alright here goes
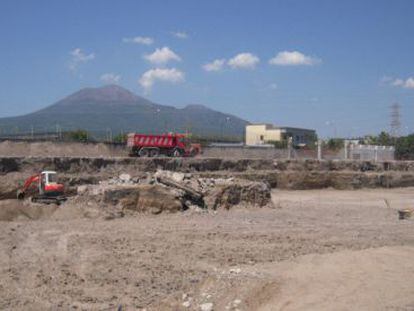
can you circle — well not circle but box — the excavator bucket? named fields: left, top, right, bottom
left=16, top=190, right=25, bottom=200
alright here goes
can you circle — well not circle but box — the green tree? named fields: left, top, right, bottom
left=374, top=131, right=394, bottom=146
left=324, top=138, right=344, bottom=150
left=113, top=133, right=127, bottom=143
left=395, top=134, right=414, bottom=160
left=66, top=129, right=88, bottom=142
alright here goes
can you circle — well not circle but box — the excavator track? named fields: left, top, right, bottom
left=31, top=195, right=67, bottom=205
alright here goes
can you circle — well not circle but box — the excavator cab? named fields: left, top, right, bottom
left=39, top=171, right=64, bottom=197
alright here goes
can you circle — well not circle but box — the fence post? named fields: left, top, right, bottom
left=317, top=139, right=322, bottom=160
left=349, top=143, right=354, bottom=160
left=287, top=137, right=293, bottom=160
left=344, top=140, right=348, bottom=160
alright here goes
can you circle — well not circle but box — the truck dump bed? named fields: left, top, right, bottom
left=127, top=133, right=183, bottom=148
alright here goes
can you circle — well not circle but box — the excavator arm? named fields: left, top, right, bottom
left=17, top=174, right=39, bottom=199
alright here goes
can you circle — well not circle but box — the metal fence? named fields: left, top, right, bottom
left=203, top=143, right=395, bottom=162
left=349, top=144, right=395, bottom=162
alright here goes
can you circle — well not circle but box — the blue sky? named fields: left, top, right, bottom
left=1, top=0, right=413, bottom=137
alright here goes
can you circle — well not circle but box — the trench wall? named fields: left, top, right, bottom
left=1, top=157, right=414, bottom=200
left=2, top=156, right=413, bottom=175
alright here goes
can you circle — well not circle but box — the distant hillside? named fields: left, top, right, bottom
left=0, top=85, right=249, bottom=138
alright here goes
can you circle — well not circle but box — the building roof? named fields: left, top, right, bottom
left=246, top=123, right=278, bottom=129
left=278, top=126, right=316, bottom=132
left=247, top=124, right=315, bottom=132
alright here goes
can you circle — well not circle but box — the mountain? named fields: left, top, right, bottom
left=0, top=85, right=249, bottom=138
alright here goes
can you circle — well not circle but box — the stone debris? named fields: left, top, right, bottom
left=154, top=170, right=186, bottom=183
left=225, top=299, right=242, bottom=310
left=118, top=173, right=131, bottom=183
left=233, top=299, right=241, bottom=306
left=75, top=170, right=272, bottom=215
left=229, top=268, right=241, bottom=274
left=200, top=302, right=214, bottom=311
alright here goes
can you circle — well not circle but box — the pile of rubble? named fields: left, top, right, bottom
left=76, top=170, right=272, bottom=214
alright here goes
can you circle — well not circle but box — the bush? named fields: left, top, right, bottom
left=365, top=131, right=394, bottom=146
left=65, top=129, right=88, bottom=142
left=395, top=134, right=414, bottom=160
left=324, top=138, right=344, bottom=150
left=113, top=133, right=127, bottom=143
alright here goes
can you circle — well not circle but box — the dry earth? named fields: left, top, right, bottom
left=0, top=188, right=413, bottom=310
left=0, top=141, right=127, bottom=157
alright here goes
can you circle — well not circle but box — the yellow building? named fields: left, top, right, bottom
left=245, top=124, right=282, bottom=145
left=245, top=124, right=316, bottom=146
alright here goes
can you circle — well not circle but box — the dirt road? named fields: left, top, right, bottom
left=0, top=188, right=413, bottom=310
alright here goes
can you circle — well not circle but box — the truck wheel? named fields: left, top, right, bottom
left=149, top=148, right=159, bottom=157
left=138, top=148, right=149, bottom=157
left=172, top=148, right=183, bottom=157
left=129, top=147, right=139, bottom=157
left=189, top=148, right=199, bottom=157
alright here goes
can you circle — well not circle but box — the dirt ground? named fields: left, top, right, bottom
left=0, top=188, right=413, bottom=310
left=0, top=141, right=126, bottom=157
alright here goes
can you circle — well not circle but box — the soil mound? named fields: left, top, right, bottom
left=0, top=199, right=103, bottom=221
left=0, top=200, right=58, bottom=221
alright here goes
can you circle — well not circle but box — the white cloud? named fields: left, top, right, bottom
left=138, top=68, right=185, bottom=93
left=100, top=73, right=121, bottom=84
left=269, top=83, right=278, bottom=90
left=269, top=51, right=320, bottom=66
left=123, top=36, right=154, bottom=45
left=388, top=77, right=414, bottom=89
left=380, top=76, right=393, bottom=83
left=405, top=77, right=414, bottom=89
left=144, top=47, right=181, bottom=65
left=69, top=48, right=95, bottom=71
left=203, top=59, right=226, bottom=72
left=71, top=48, right=95, bottom=62
left=227, top=53, right=260, bottom=69
left=392, top=78, right=404, bottom=86
left=172, top=31, right=188, bottom=39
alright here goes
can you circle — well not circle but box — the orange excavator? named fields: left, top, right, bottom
left=17, top=171, right=67, bottom=204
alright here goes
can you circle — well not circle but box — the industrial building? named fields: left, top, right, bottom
left=245, top=124, right=316, bottom=146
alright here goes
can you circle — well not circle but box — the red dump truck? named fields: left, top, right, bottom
left=127, top=133, right=201, bottom=157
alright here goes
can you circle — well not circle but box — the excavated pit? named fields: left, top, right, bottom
left=1, top=157, right=414, bottom=220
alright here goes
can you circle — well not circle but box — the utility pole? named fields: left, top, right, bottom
left=317, top=139, right=322, bottom=160
left=287, top=137, right=293, bottom=160
left=56, top=124, right=62, bottom=140
left=344, top=140, right=348, bottom=160
left=390, top=102, right=401, bottom=138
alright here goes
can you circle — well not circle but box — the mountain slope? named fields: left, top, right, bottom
left=0, top=85, right=249, bottom=138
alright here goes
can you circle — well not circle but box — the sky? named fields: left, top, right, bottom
left=0, top=0, right=413, bottom=137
